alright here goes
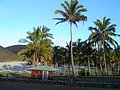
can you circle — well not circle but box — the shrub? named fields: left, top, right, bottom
left=78, top=69, right=89, bottom=76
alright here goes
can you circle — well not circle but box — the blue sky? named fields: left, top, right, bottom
left=0, top=0, right=120, bottom=47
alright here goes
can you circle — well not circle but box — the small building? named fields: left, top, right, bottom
left=28, top=65, right=59, bottom=80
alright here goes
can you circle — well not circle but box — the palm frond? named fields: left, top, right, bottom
left=64, top=1, right=69, bottom=9
left=78, top=15, right=87, bottom=21
left=53, top=18, right=66, bottom=21
left=56, top=20, right=67, bottom=25
left=61, top=3, right=69, bottom=14
left=53, top=18, right=67, bottom=25
left=106, top=36, right=118, bottom=47
left=72, top=21, right=78, bottom=28
left=88, top=27, right=98, bottom=32
left=94, top=20, right=101, bottom=28
left=107, top=24, right=116, bottom=32
left=77, top=8, right=87, bottom=13
left=54, top=10, right=67, bottom=18
left=76, top=4, right=83, bottom=10
left=69, top=0, right=78, bottom=14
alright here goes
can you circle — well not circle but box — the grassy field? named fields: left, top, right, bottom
left=0, top=81, right=119, bottom=90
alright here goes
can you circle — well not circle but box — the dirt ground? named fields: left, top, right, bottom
left=0, top=81, right=119, bottom=90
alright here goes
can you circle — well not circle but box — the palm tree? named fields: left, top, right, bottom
left=53, top=46, right=63, bottom=67
left=39, top=26, right=53, bottom=66
left=19, top=26, right=53, bottom=66
left=40, top=39, right=53, bottom=66
left=53, top=0, right=87, bottom=77
left=89, top=17, right=120, bottom=75
left=53, top=46, right=60, bottom=68
left=24, top=27, right=41, bottom=66
left=114, top=45, right=120, bottom=74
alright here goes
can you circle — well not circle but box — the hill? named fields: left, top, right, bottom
left=5, top=45, right=25, bottom=55
left=0, top=45, right=21, bottom=62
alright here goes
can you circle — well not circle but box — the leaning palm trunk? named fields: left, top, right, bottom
left=70, top=22, right=75, bottom=77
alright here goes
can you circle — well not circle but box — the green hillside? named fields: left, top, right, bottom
left=5, top=45, right=25, bottom=55
left=0, top=45, right=21, bottom=62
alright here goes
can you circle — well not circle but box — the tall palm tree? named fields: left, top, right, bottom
left=89, top=17, right=120, bottom=75
left=53, top=0, right=87, bottom=77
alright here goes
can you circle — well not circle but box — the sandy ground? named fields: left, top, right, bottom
left=0, top=81, right=119, bottom=90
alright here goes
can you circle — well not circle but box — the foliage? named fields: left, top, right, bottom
left=18, top=25, right=53, bottom=66
left=88, top=17, right=120, bottom=75
left=78, top=69, right=89, bottom=76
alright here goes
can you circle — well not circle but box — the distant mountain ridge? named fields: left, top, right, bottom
left=0, top=45, right=25, bottom=62
left=5, top=45, right=25, bottom=55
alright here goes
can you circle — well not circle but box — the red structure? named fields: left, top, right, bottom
left=29, top=65, right=59, bottom=80
left=31, top=70, right=43, bottom=79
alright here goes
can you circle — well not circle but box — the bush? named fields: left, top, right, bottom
left=0, top=71, right=30, bottom=79
left=78, top=69, right=89, bottom=76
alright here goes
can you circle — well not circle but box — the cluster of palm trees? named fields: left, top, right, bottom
left=18, top=0, right=120, bottom=76
left=53, top=39, right=120, bottom=76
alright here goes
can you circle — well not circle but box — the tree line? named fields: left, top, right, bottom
left=18, top=0, right=120, bottom=76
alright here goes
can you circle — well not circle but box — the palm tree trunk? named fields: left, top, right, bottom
left=95, top=62, right=98, bottom=76
left=118, top=63, right=120, bottom=74
left=100, top=57, right=104, bottom=75
left=70, top=22, right=75, bottom=77
left=35, top=48, right=38, bottom=66
left=103, top=41, right=107, bottom=75
left=103, top=53, right=107, bottom=75
left=68, top=64, right=71, bottom=75
left=36, top=57, right=39, bottom=66
left=98, top=42, right=104, bottom=75
left=88, top=56, right=91, bottom=75
left=32, top=53, right=36, bottom=66
left=85, top=64, right=87, bottom=76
